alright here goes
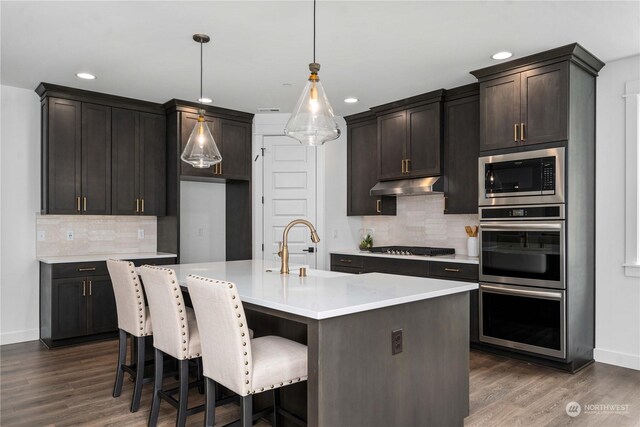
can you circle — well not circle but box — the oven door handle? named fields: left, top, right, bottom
left=480, top=222, right=563, bottom=231
left=481, top=284, right=563, bottom=300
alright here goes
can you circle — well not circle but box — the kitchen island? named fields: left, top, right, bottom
left=166, top=259, right=477, bottom=427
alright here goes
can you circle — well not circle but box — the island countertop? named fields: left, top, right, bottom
left=160, top=259, right=477, bottom=320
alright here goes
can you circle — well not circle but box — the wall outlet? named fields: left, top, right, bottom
left=137, top=229, right=145, bottom=240
left=66, top=230, right=74, bottom=241
left=392, top=329, right=403, bottom=355
left=37, top=230, right=46, bottom=241
left=332, top=229, right=338, bottom=238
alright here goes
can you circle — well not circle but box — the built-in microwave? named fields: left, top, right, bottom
left=478, top=147, right=565, bottom=206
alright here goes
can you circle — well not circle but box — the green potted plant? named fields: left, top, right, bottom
left=359, top=234, right=373, bottom=251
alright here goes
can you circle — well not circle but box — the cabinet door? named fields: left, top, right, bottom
left=46, top=98, right=82, bottom=214
left=377, top=111, right=407, bottom=180
left=180, top=113, right=221, bottom=179
left=407, top=103, right=441, bottom=177
left=521, top=62, right=568, bottom=146
left=51, top=278, right=87, bottom=339
left=479, top=74, right=520, bottom=151
left=81, top=103, right=112, bottom=214
left=348, top=119, right=378, bottom=215
left=218, top=119, right=251, bottom=180
left=444, top=96, right=479, bottom=214
left=87, top=276, right=118, bottom=335
left=111, top=108, right=139, bottom=215
left=139, top=113, right=166, bottom=215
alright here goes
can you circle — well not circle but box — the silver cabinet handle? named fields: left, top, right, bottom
left=82, top=281, right=86, bottom=297
left=481, top=284, right=562, bottom=300
left=444, top=268, right=460, bottom=273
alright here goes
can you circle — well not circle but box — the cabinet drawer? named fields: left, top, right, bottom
left=429, top=262, right=478, bottom=282
left=331, top=254, right=363, bottom=268
left=52, top=262, right=108, bottom=279
left=331, top=265, right=364, bottom=275
left=363, top=257, right=429, bottom=278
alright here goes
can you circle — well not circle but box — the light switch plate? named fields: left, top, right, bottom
left=137, top=229, right=145, bottom=239
left=66, top=230, right=74, bottom=241
left=37, top=230, right=46, bottom=241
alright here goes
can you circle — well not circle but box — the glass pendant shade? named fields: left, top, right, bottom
left=181, top=114, right=222, bottom=168
left=284, top=64, right=341, bottom=146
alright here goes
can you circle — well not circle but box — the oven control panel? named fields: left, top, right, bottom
left=480, top=204, right=564, bottom=220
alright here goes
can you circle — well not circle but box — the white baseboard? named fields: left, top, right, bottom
left=594, top=348, right=640, bottom=371
left=0, top=329, right=39, bottom=345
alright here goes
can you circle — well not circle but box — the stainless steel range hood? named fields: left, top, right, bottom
left=370, top=176, right=444, bottom=197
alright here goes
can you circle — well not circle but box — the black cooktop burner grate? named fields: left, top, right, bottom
left=368, top=246, right=455, bottom=256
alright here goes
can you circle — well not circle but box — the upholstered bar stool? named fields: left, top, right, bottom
left=107, top=259, right=153, bottom=412
left=187, top=274, right=308, bottom=427
left=139, top=265, right=205, bottom=427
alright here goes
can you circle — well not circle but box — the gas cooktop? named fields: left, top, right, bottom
left=368, top=246, right=455, bottom=257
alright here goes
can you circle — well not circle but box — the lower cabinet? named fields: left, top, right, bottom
left=40, top=257, right=176, bottom=347
left=330, top=254, right=479, bottom=343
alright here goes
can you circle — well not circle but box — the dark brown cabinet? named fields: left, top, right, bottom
left=476, top=61, right=569, bottom=151
left=373, top=90, right=444, bottom=181
left=37, top=83, right=167, bottom=216
left=444, top=85, right=480, bottom=215
left=42, top=98, right=111, bottom=214
left=346, top=112, right=396, bottom=216
left=179, top=112, right=251, bottom=181
left=40, top=257, right=176, bottom=347
left=112, top=109, right=166, bottom=215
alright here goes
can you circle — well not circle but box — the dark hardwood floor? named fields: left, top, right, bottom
left=1, top=339, right=638, bottom=426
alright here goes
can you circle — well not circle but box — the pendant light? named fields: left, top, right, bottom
left=181, top=34, right=222, bottom=168
left=284, top=0, right=340, bottom=146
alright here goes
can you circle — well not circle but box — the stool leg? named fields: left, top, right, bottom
left=177, top=359, right=189, bottom=427
left=196, top=358, right=205, bottom=394
left=130, top=336, right=145, bottom=412
left=204, top=377, right=216, bottom=427
left=112, top=329, right=127, bottom=398
left=273, top=388, right=280, bottom=427
left=241, top=395, right=253, bottom=427
left=148, top=349, right=163, bottom=427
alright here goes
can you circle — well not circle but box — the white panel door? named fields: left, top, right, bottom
left=263, top=135, right=317, bottom=268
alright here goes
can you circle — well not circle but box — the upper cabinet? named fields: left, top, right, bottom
left=345, top=112, right=396, bottom=216
left=37, top=83, right=167, bottom=216
left=166, top=101, right=253, bottom=182
left=112, top=109, right=166, bottom=215
left=471, top=43, right=605, bottom=152
left=443, top=84, right=480, bottom=215
left=372, top=90, right=444, bottom=181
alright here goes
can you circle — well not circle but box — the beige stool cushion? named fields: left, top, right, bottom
left=107, top=259, right=152, bottom=337
left=250, top=336, right=308, bottom=393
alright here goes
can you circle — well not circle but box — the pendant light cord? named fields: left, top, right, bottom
left=199, top=41, right=203, bottom=104
left=313, top=0, right=316, bottom=63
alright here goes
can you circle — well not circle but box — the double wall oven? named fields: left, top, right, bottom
left=478, top=147, right=567, bottom=359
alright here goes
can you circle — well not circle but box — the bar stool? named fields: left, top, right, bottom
left=107, top=259, right=153, bottom=412
left=139, top=265, right=205, bottom=427
left=187, top=274, right=308, bottom=427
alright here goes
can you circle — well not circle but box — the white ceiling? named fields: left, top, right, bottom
left=2, top=1, right=639, bottom=116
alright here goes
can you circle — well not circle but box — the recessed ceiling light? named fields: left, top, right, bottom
left=344, top=97, right=359, bottom=103
left=75, top=72, right=96, bottom=80
left=491, top=51, right=513, bottom=60
left=198, top=97, right=213, bottom=103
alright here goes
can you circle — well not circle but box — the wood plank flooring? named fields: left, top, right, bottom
left=1, top=339, right=639, bottom=426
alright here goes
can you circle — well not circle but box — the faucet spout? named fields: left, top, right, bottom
left=280, top=219, right=320, bottom=274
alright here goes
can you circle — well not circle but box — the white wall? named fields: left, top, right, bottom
left=595, top=54, right=640, bottom=370
left=322, top=116, right=362, bottom=265
left=179, top=180, right=226, bottom=263
left=0, top=85, right=41, bottom=344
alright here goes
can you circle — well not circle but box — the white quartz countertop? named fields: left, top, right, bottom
left=38, top=252, right=177, bottom=264
left=331, top=249, right=479, bottom=265
left=156, top=260, right=477, bottom=320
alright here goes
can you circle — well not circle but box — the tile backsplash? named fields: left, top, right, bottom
left=36, top=215, right=157, bottom=257
left=361, top=194, right=478, bottom=255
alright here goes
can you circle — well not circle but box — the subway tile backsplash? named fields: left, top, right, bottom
left=361, top=195, right=478, bottom=255
left=36, top=215, right=157, bottom=257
